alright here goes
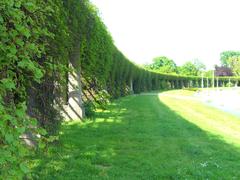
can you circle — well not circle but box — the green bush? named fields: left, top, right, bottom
left=83, top=101, right=96, bottom=117
left=226, top=82, right=234, bottom=87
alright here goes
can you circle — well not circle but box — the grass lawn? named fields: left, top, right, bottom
left=31, top=90, right=240, bottom=179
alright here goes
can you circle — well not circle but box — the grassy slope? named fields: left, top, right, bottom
left=32, top=90, right=240, bottom=179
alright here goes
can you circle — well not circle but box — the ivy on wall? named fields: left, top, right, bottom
left=1, top=0, right=240, bottom=178
left=0, top=0, right=56, bottom=178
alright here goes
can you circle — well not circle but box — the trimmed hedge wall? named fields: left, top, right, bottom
left=1, top=0, right=240, bottom=178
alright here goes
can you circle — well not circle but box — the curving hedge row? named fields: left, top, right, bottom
left=1, top=0, right=240, bottom=178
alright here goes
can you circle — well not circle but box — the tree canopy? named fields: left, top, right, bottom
left=220, top=51, right=240, bottom=67
left=228, top=56, right=240, bottom=76
left=178, top=61, right=198, bottom=76
left=178, top=59, right=206, bottom=76
left=220, top=51, right=240, bottom=76
left=145, top=56, right=178, bottom=74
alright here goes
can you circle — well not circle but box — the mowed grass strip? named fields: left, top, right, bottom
left=32, top=90, right=240, bottom=179
left=159, top=90, right=240, bottom=146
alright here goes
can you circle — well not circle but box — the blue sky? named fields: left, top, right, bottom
left=91, top=0, right=240, bottom=69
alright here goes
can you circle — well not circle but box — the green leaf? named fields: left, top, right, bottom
left=15, top=24, right=31, bottom=38
left=9, top=118, right=17, bottom=126
left=17, top=127, right=26, bottom=134
left=18, top=59, right=43, bottom=82
left=23, top=29, right=31, bottom=38
left=30, top=118, right=38, bottom=126
left=2, top=114, right=13, bottom=121
left=20, top=163, right=29, bottom=174
left=16, top=39, right=24, bottom=47
left=47, top=136, right=59, bottom=143
left=7, top=0, right=14, bottom=7
left=18, top=59, right=35, bottom=70
left=5, top=134, right=14, bottom=143
left=0, top=78, right=16, bottom=90
left=39, top=128, right=47, bottom=136
left=14, top=1, right=22, bottom=8
left=24, top=2, right=37, bottom=13
left=16, top=109, right=25, bottom=118
left=0, top=156, right=6, bottom=165
left=38, top=142, right=46, bottom=149
left=34, top=68, right=44, bottom=82
left=27, top=43, right=37, bottom=51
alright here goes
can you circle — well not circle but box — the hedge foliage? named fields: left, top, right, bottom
left=1, top=0, right=240, bottom=178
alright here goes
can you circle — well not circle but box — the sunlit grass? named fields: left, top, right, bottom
left=159, top=90, right=240, bottom=146
left=31, top=90, right=240, bottom=179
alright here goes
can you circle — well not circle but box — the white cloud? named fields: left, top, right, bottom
left=91, top=0, right=240, bottom=69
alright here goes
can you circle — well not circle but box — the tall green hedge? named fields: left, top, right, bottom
left=1, top=0, right=240, bottom=178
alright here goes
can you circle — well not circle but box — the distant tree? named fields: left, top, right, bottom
left=220, top=51, right=240, bottom=67
left=178, top=61, right=198, bottom=76
left=193, top=59, right=206, bottom=74
left=220, top=51, right=240, bottom=76
left=204, top=70, right=214, bottom=77
left=145, top=56, right=178, bottom=74
left=178, top=59, right=206, bottom=76
left=228, top=56, right=240, bottom=76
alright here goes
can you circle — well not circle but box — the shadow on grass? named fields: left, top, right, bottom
left=31, top=95, right=240, bottom=179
